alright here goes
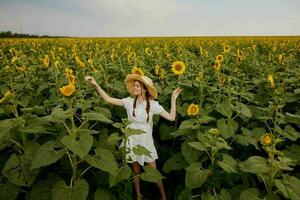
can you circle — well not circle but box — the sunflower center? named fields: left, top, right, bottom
left=64, top=86, right=73, bottom=93
left=191, top=107, right=197, bottom=113
left=175, top=64, right=182, bottom=71
left=263, top=136, right=272, bottom=144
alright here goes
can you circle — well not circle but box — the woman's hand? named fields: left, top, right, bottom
left=172, top=87, right=182, bottom=100
left=85, top=75, right=97, bottom=86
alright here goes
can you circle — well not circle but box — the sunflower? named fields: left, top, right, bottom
left=155, top=64, right=160, bottom=75
left=111, top=49, right=116, bottom=63
left=236, top=49, right=243, bottom=63
left=131, top=66, right=144, bottom=76
left=171, top=61, right=186, bottom=75
left=223, top=45, right=230, bottom=53
left=196, top=71, right=203, bottom=82
left=68, top=75, right=75, bottom=85
left=59, top=82, right=75, bottom=97
left=111, top=53, right=116, bottom=63
left=261, top=133, right=273, bottom=146
left=0, top=91, right=13, bottom=104
left=65, top=67, right=74, bottom=78
left=268, top=74, right=275, bottom=89
left=54, top=60, right=61, bottom=68
left=208, top=128, right=220, bottom=136
left=252, top=44, right=257, bottom=50
left=43, top=55, right=49, bottom=67
left=187, top=103, right=200, bottom=116
left=160, top=68, right=166, bottom=79
left=215, top=55, right=224, bottom=63
left=213, top=61, right=221, bottom=71
left=75, top=55, right=85, bottom=68
left=278, top=54, right=284, bottom=64
left=268, top=53, right=272, bottom=63
left=218, top=75, right=226, bottom=85
left=280, top=43, right=285, bottom=48
left=199, top=46, right=204, bottom=56
left=11, top=56, right=17, bottom=64
left=50, top=50, right=55, bottom=60
left=236, top=56, right=242, bottom=63
left=145, top=48, right=152, bottom=56
left=127, top=54, right=132, bottom=63
left=0, top=97, right=4, bottom=104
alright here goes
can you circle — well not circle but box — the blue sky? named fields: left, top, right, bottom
left=0, top=0, right=299, bottom=37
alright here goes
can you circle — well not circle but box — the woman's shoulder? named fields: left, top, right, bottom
left=149, top=99, right=162, bottom=109
left=122, top=96, right=134, bottom=109
left=149, top=99, right=165, bottom=114
left=149, top=99, right=159, bottom=104
left=123, top=96, right=133, bottom=100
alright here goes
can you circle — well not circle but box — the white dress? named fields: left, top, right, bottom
left=119, top=96, right=166, bottom=166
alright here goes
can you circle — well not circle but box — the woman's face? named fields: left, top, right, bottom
left=133, top=81, right=145, bottom=96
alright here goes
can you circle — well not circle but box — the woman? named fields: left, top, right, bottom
left=85, top=74, right=182, bottom=200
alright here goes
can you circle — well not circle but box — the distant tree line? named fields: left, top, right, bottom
left=0, top=31, right=66, bottom=38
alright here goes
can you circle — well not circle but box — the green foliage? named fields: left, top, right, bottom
left=0, top=36, right=299, bottom=199
left=85, top=148, right=118, bottom=176
left=61, top=133, right=93, bottom=159
left=239, top=156, right=271, bottom=174
left=94, top=187, right=117, bottom=200
left=109, top=165, right=132, bottom=187
left=51, top=179, right=89, bottom=200
left=31, top=140, right=65, bottom=169
left=185, top=162, right=208, bottom=189
left=140, top=165, right=165, bottom=183
left=275, top=175, right=300, bottom=200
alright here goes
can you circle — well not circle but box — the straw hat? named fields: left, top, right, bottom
left=125, top=74, right=157, bottom=99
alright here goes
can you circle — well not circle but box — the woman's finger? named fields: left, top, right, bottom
left=85, top=77, right=92, bottom=81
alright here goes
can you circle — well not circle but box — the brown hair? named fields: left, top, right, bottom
left=132, top=81, right=150, bottom=122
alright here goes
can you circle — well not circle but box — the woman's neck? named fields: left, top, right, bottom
left=137, top=95, right=146, bottom=103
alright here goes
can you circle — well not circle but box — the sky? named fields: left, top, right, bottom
left=0, top=0, right=300, bottom=37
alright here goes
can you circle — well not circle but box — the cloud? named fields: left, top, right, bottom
left=80, top=0, right=190, bottom=23
left=0, top=1, right=100, bottom=36
left=0, top=0, right=299, bottom=36
left=0, top=0, right=191, bottom=36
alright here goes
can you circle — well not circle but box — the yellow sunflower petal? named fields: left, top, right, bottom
left=59, top=83, right=75, bottom=97
left=223, top=45, right=230, bottom=53
left=145, top=48, right=152, bottom=56
left=171, top=61, right=186, bottom=75
left=187, top=103, right=200, bottom=116
left=216, top=55, right=224, bottom=63
left=261, top=133, right=273, bottom=146
left=155, top=64, right=160, bottom=75
left=268, top=74, right=275, bottom=89
left=131, top=66, right=144, bottom=76
left=43, top=55, right=49, bottom=67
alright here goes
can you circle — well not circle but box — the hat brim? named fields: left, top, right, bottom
left=125, top=74, right=157, bottom=99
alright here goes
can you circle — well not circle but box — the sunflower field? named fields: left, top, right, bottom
left=0, top=36, right=300, bottom=200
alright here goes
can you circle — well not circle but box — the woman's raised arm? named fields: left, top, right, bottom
left=159, top=87, right=182, bottom=121
left=85, top=75, right=124, bottom=106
